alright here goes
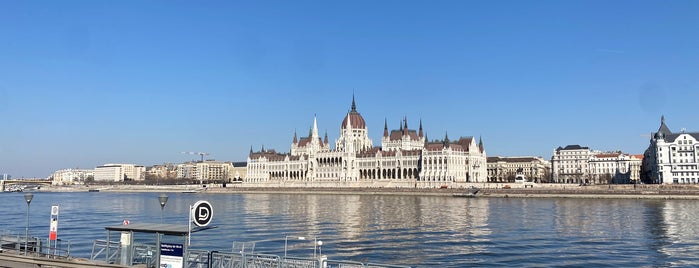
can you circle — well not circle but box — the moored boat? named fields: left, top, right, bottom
left=453, top=186, right=479, bottom=198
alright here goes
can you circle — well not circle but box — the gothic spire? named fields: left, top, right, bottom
left=293, top=129, right=298, bottom=144
left=402, top=116, right=408, bottom=135
left=443, top=132, right=450, bottom=147
left=479, top=135, right=484, bottom=152
left=658, top=115, right=671, bottom=136
left=418, top=119, right=424, bottom=137
left=324, top=130, right=328, bottom=145
left=351, top=94, right=357, bottom=112
left=312, top=114, right=319, bottom=139
left=383, top=118, right=389, bottom=137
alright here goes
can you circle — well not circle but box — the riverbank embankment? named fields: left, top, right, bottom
left=38, top=183, right=699, bottom=199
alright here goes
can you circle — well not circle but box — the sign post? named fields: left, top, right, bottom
left=191, top=200, right=213, bottom=227
left=160, top=243, right=184, bottom=268
left=184, top=200, right=213, bottom=267
left=187, top=200, right=213, bottom=245
left=48, top=205, right=59, bottom=257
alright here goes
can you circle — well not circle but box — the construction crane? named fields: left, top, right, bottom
left=181, top=152, right=209, bottom=162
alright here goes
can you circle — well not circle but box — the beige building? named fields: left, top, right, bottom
left=145, top=164, right=177, bottom=179
left=177, top=160, right=234, bottom=183
left=487, top=156, right=550, bottom=183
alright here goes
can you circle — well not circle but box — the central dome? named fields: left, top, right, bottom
left=341, top=95, right=367, bottom=129
left=342, top=111, right=367, bottom=129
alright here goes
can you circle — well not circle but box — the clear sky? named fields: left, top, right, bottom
left=1, top=1, right=697, bottom=178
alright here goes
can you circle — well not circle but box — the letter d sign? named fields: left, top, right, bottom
left=191, top=200, right=213, bottom=227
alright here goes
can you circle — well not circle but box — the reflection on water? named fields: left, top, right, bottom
left=1, top=192, right=699, bottom=267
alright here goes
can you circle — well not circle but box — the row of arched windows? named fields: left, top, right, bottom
left=358, top=168, right=419, bottom=180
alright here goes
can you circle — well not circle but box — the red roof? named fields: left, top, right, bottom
left=341, top=111, right=367, bottom=129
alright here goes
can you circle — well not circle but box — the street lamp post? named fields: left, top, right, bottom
left=24, top=193, right=34, bottom=256
left=314, top=240, right=323, bottom=259
left=158, top=194, right=168, bottom=224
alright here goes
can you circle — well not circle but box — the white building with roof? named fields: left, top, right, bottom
left=51, top=169, right=94, bottom=185
left=487, top=156, right=550, bottom=183
left=94, top=164, right=144, bottom=182
left=177, top=160, right=234, bottom=183
left=552, top=145, right=641, bottom=184
left=642, top=116, right=699, bottom=184
left=246, top=96, right=487, bottom=186
left=551, top=145, right=592, bottom=183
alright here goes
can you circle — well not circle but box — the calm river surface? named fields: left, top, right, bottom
left=2, top=192, right=699, bottom=267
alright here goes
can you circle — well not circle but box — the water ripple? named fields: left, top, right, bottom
left=2, top=193, right=699, bottom=267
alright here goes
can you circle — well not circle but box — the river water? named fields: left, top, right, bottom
left=2, top=191, right=699, bottom=267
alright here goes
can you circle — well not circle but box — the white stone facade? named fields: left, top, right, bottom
left=94, top=164, right=144, bottom=182
left=94, top=164, right=124, bottom=182
left=552, top=145, right=592, bottom=183
left=51, top=169, right=94, bottom=185
left=552, top=145, right=642, bottom=184
left=588, top=153, right=642, bottom=184
left=246, top=97, right=488, bottom=186
left=642, top=116, right=699, bottom=184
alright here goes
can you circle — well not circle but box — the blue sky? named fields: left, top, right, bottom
left=1, top=1, right=697, bottom=178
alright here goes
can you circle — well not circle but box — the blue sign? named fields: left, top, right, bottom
left=160, top=243, right=183, bottom=268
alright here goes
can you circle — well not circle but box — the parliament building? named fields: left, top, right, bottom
left=246, top=97, right=487, bottom=186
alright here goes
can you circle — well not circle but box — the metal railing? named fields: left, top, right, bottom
left=90, top=239, right=121, bottom=263
left=324, top=260, right=365, bottom=268
left=186, top=249, right=210, bottom=268
left=197, top=251, right=410, bottom=268
left=89, top=239, right=410, bottom=268
left=132, top=243, right=158, bottom=267
left=0, top=231, right=71, bottom=259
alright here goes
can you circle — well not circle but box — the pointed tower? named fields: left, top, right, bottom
left=345, top=111, right=354, bottom=153
left=351, top=94, right=357, bottom=112
left=418, top=119, right=424, bottom=138
left=443, top=132, right=450, bottom=148
left=293, top=129, right=298, bottom=144
left=324, top=130, right=329, bottom=145
left=403, top=116, right=408, bottom=136
left=479, top=135, right=484, bottom=153
left=312, top=114, right=319, bottom=140
left=337, top=94, right=372, bottom=154
left=383, top=118, right=389, bottom=138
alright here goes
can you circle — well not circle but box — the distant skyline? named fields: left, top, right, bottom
left=1, top=1, right=697, bottom=177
